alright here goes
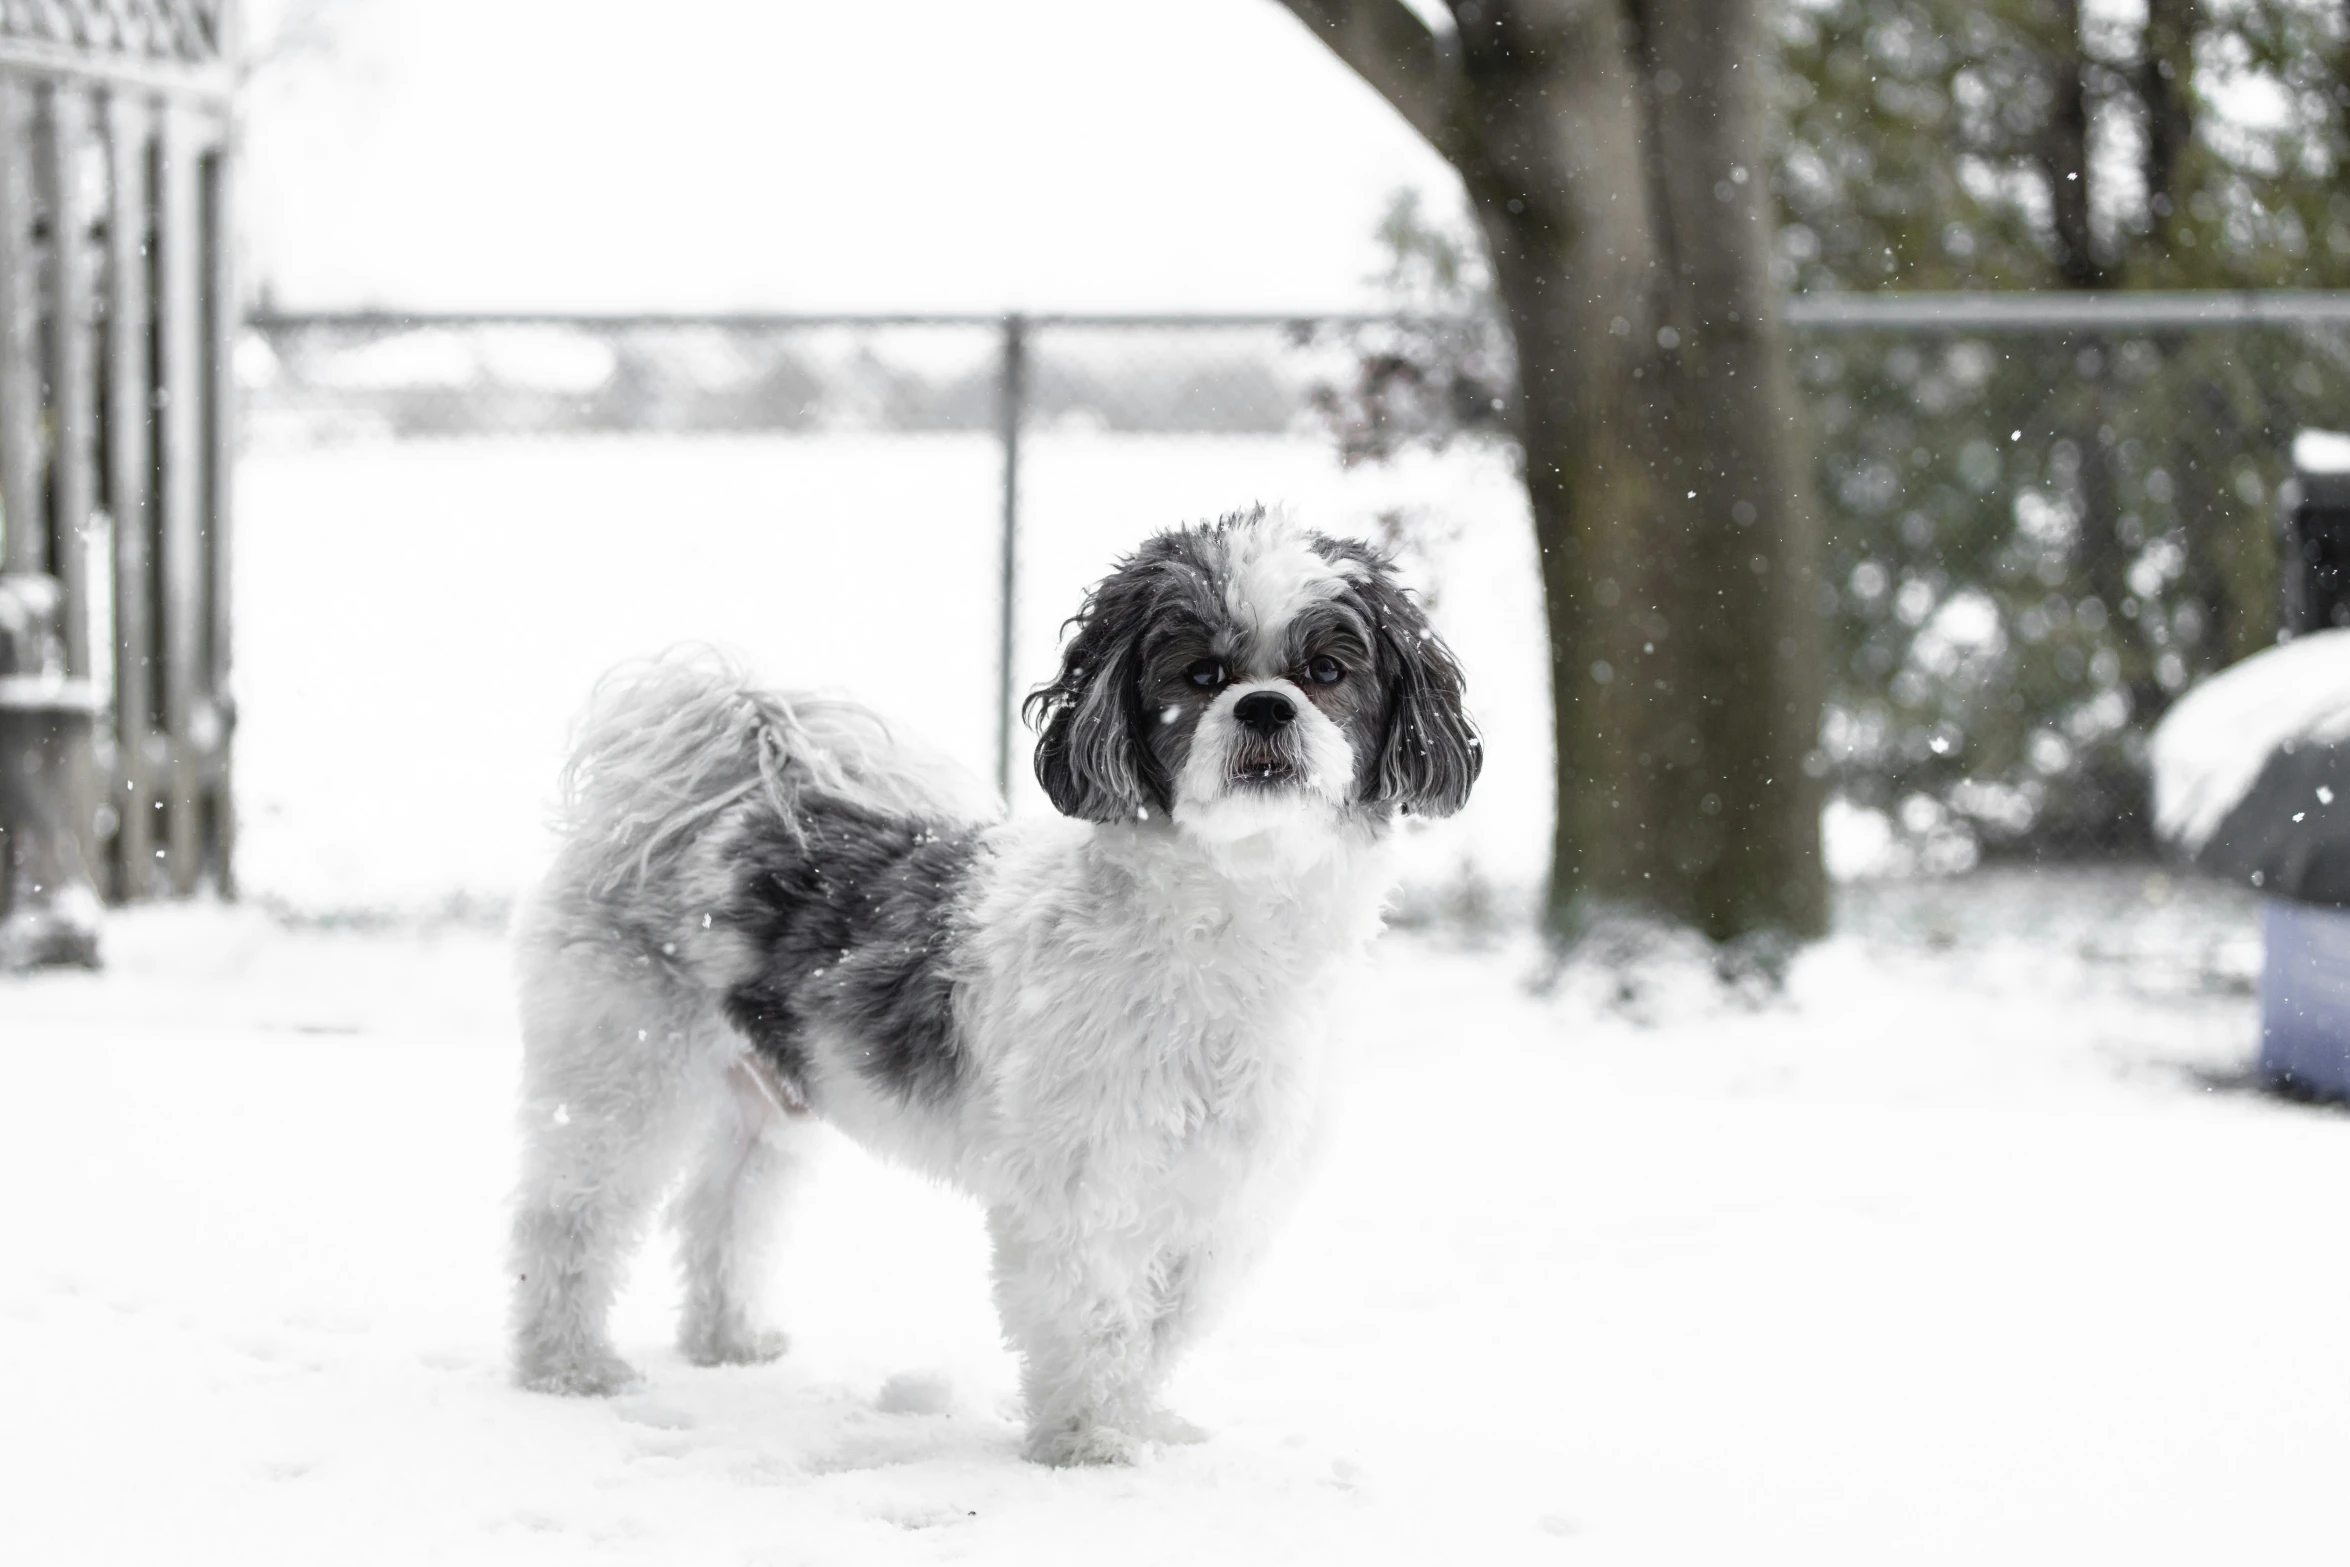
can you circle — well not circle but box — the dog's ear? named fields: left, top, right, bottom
left=1024, top=568, right=1161, bottom=822
left=1349, top=555, right=1481, bottom=818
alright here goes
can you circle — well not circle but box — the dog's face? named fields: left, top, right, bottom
left=1025, top=510, right=1479, bottom=841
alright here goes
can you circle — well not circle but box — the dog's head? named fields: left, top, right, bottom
left=1024, top=508, right=1479, bottom=844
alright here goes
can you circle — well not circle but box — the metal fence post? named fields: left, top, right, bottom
left=996, top=312, right=1026, bottom=805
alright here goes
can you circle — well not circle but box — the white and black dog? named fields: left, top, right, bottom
left=507, top=506, right=1478, bottom=1465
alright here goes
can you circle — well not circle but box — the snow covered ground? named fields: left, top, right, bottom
left=7, top=867, right=2346, bottom=1565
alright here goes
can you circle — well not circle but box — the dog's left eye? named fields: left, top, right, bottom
left=1307, top=655, right=1345, bottom=686
left=1185, top=659, right=1226, bottom=690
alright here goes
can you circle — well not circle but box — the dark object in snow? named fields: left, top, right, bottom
left=2193, top=740, right=2350, bottom=906
left=2260, top=901, right=2350, bottom=1101
left=2282, top=432, right=2350, bottom=636
left=2152, top=434, right=2350, bottom=907
left=0, top=574, right=103, bottom=970
left=2150, top=627, right=2350, bottom=907
left=2151, top=431, right=2350, bottom=1100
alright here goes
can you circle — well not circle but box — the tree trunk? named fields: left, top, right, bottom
left=2042, top=0, right=2105, bottom=289
left=2139, top=0, right=2198, bottom=244
left=1279, top=0, right=1827, bottom=945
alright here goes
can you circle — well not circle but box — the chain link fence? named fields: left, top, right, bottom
left=241, top=312, right=1371, bottom=443
left=231, top=300, right=2349, bottom=906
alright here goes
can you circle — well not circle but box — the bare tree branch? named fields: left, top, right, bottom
left=1270, top=0, right=1466, bottom=160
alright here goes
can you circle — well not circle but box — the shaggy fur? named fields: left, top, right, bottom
left=507, top=507, right=1479, bottom=1465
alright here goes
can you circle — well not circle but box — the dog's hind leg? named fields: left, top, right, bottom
left=508, top=954, right=705, bottom=1397
left=672, top=1054, right=809, bottom=1366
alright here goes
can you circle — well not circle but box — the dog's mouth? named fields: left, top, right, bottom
left=1227, top=748, right=1302, bottom=789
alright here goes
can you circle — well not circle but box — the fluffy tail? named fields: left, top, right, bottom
left=558, top=651, right=977, bottom=904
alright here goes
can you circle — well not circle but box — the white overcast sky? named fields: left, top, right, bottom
left=240, top=0, right=1459, bottom=313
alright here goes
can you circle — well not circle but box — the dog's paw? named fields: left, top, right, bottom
left=1135, top=1406, right=1211, bottom=1446
left=1022, top=1421, right=1140, bottom=1468
left=514, top=1348, right=642, bottom=1397
left=680, top=1323, right=791, bottom=1368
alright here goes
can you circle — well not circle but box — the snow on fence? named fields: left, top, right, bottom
left=229, top=297, right=2350, bottom=912
left=0, top=3, right=237, bottom=913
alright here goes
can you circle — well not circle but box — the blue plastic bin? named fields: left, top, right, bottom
left=2261, top=898, right=2350, bottom=1098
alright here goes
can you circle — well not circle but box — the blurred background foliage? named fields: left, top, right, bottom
left=1318, top=0, right=2350, bottom=862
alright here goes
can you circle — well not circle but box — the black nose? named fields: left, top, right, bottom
left=1233, top=691, right=1296, bottom=735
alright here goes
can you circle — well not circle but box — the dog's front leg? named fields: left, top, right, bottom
left=987, top=1207, right=1164, bottom=1466
left=1130, top=1244, right=1227, bottom=1446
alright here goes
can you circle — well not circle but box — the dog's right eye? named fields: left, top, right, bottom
left=1185, top=659, right=1225, bottom=690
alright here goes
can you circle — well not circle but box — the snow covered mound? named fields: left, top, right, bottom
left=2151, top=627, right=2350, bottom=853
